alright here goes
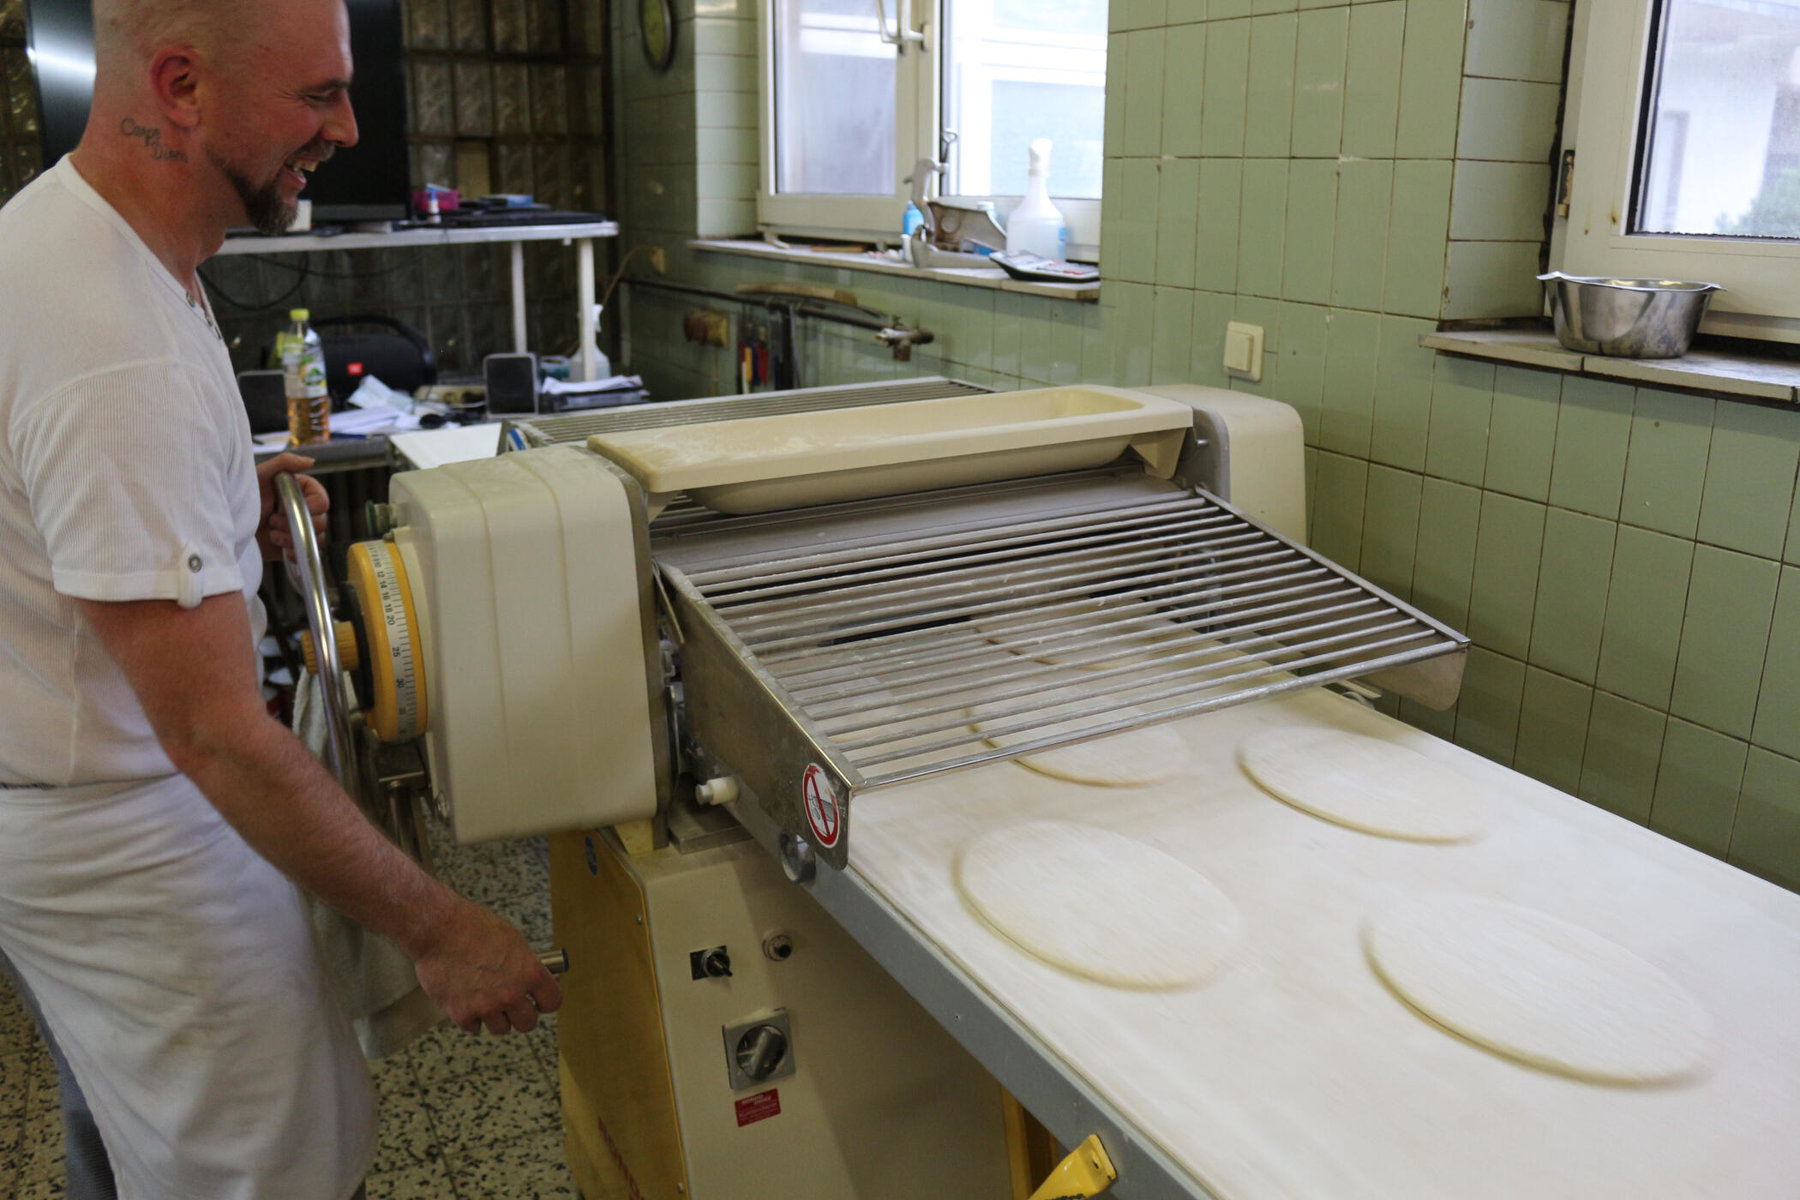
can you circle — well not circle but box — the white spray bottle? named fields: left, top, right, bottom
left=1005, top=138, right=1068, bottom=260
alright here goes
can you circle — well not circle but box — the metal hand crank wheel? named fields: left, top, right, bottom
left=276, top=472, right=361, bottom=791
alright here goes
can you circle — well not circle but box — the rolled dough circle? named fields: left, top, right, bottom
left=971, top=598, right=1184, bottom=671
left=1237, top=726, right=1488, bottom=842
left=972, top=703, right=1190, bottom=786
left=956, top=820, right=1242, bottom=989
left=1364, top=896, right=1715, bottom=1085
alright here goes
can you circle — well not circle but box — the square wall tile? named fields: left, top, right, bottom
left=1455, top=647, right=1527, bottom=767
left=1109, top=282, right=1157, bottom=386
left=1411, top=476, right=1483, bottom=630
left=1400, top=696, right=1458, bottom=740
left=1513, top=666, right=1594, bottom=794
left=1465, top=0, right=1571, bottom=83
left=1319, top=308, right=1382, bottom=457
left=1579, top=690, right=1667, bottom=824
left=1619, top=387, right=1714, bottom=539
left=1670, top=544, right=1781, bottom=740
left=1528, top=506, right=1615, bottom=684
left=1382, top=160, right=1453, bottom=319
left=1698, top=400, right=1800, bottom=560
left=1425, top=355, right=1496, bottom=487
left=1548, top=376, right=1634, bottom=520
left=1312, top=452, right=1370, bottom=571
left=1201, top=20, right=1253, bottom=157
left=1449, top=161, right=1554, bottom=242
left=991, top=293, right=1025, bottom=378
left=1330, top=159, right=1394, bottom=313
left=1341, top=0, right=1405, bottom=158
left=1456, top=77, right=1561, bottom=161
left=1595, top=525, right=1694, bottom=710
left=1189, top=290, right=1237, bottom=387
left=1245, top=13, right=1299, bottom=157
left=1276, top=302, right=1330, bottom=443
left=1650, top=718, right=1747, bottom=857
left=1116, top=158, right=1163, bottom=284
left=1291, top=7, right=1349, bottom=158
left=1370, top=315, right=1438, bottom=472
left=1123, top=30, right=1168, bottom=156
left=1751, top=565, right=1800, bottom=761
left=1361, top=464, right=1423, bottom=601
left=1161, top=22, right=1209, bottom=157
left=1467, top=492, right=1547, bottom=659
left=1441, top=241, right=1544, bottom=320
left=1105, top=32, right=1129, bottom=152
left=1483, top=364, right=1560, bottom=502
left=1238, top=159, right=1291, bottom=298
left=1151, top=287, right=1196, bottom=385
left=1167, top=0, right=1208, bottom=21
left=1282, top=160, right=1339, bottom=304
left=1395, top=0, right=1469, bottom=159
left=1156, top=158, right=1201, bottom=289
left=1729, top=747, right=1800, bottom=892
left=1196, top=159, right=1245, bottom=293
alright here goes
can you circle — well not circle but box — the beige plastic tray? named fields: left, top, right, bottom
left=586, top=386, right=1194, bottom=514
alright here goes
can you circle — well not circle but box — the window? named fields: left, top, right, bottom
left=757, top=0, right=1106, bottom=257
left=1555, top=0, right=1800, bottom=340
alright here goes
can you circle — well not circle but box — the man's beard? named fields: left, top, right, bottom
left=206, top=147, right=295, bottom=236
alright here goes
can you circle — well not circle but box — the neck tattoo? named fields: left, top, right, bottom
left=119, top=117, right=188, bottom=163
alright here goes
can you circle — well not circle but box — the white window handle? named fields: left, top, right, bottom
left=872, top=0, right=924, bottom=48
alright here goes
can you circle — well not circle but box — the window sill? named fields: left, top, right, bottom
left=689, top=238, right=1101, bottom=302
left=1421, top=327, right=1800, bottom=405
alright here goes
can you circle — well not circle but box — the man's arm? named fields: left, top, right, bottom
left=79, top=591, right=562, bottom=1034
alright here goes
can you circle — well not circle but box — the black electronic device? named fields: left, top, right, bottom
left=23, top=0, right=411, bottom=222
left=313, top=315, right=437, bottom=402
left=237, top=369, right=288, bottom=435
left=989, top=251, right=1101, bottom=284
left=483, top=353, right=540, bottom=416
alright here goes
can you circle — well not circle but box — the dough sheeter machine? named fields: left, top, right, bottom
left=282, top=378, right=1800, bottom=1199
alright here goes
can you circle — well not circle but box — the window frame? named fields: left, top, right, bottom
left=1554, top=0, right=1800, bottom=343
left=755, top=0, right=1102, bottom=257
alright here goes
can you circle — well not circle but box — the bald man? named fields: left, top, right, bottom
left=0, top=2, right=560, bottom=1196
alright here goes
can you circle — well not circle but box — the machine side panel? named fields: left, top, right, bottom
left=392, top=447, right=658, bottom=841
left=549, top=830, right=690, bottom=1200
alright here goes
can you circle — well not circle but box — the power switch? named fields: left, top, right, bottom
left=1224, top=321, right=1265, bottom=382
left=690, top=946, right=732, bottom=980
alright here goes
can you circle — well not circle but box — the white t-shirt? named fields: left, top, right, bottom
left=0, top=157, right=265, bottom=787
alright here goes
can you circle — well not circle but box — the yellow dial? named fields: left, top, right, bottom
left=345, top=538, right=428, bottom=743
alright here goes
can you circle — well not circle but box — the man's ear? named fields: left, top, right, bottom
left=148, top=47, right=204, bottom=130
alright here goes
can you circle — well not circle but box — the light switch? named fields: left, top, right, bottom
left=1224, top=321, right=1264, bottom=382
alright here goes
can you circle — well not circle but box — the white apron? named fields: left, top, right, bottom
left=0, top=773, right=374, bottom=1200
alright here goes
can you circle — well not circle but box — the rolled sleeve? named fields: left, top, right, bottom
left=13, top=361, right=246, bottom=608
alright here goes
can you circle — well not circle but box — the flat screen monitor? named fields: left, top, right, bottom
left=22, top=0, right=411, bottom=223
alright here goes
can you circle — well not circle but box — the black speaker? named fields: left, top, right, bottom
left=237, top=369, right=287, bottom=434
left=483, top=353, right=539, bottom=415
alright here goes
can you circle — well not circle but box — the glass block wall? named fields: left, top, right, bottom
left=0, top=0, right=613, bottom=375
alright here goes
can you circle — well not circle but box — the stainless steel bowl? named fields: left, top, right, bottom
left=1537, top=272, right=1724, bottom=359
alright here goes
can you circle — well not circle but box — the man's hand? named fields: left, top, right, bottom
left=256, top=453, right=329, bottom=560
left=412, top=898, right=564, bottom=1035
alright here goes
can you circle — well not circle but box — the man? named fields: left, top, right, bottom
left=0, top=0, right=561, bottom=1195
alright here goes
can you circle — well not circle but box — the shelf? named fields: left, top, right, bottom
left=689, top=238, right=1101, bottom=302
left=1422, top=328, right=1800, bottom=405
left=214, top=220, right=618, bottom=256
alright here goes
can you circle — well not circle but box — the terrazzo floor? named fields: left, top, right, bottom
left=0, top=823, right=580, bottom=1199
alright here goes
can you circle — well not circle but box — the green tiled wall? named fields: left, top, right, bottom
left=618, top=0, right=1800, bottom=893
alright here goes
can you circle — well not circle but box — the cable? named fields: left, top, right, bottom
left=200, top=256, right=311, bottom=311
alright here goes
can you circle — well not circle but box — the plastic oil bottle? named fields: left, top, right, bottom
left=281, top=308, right=330, bottom=445
left=1005, top=138, right=1068, bottom=260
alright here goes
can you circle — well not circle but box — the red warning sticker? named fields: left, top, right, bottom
left=735, top=1088, right=781, bottom=1127
left=801, top=764, right=841, bottom=848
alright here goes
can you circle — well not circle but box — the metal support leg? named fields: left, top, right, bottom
left=510, top=241, right=528, bottom=354
left=577, top=236, right=599, bottom=383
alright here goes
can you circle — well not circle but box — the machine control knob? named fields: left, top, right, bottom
left=762, top=933, right=794, bottom=962
left=690, top=946, right=732, bottom=980
left=694, top=776, right=740, bottom=806
left=299, top=620, right=361, bottom=675
left=734, top=1024, right=789, bottom=1084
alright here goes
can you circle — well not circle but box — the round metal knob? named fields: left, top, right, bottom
left=734, top=1024, right=789, bottom=1083
left=762, top=933, right=794, bottom=962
